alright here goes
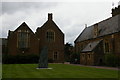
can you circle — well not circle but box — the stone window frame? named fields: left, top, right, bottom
left=104, top=40, right=110, bottom=53
left=17, top=30, right=29, bottom=49
left=53, top=51, right=59, bottom=60
left=46, top=29, right=55, bottom=42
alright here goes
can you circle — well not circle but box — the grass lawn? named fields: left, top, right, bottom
left=0, top=63, right=2, bottom=79
left=2, top=64, right=119, bottom=78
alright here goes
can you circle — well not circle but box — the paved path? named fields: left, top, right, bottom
left=69, top=64, right=119, bottom=70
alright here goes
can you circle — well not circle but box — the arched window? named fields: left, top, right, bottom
left=46, top=30, right=55, bottom=42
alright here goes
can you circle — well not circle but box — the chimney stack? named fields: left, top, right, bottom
left=48, top=13, right=53, bottom=20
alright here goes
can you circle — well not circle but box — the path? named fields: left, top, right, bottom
left=69, top=64, right=119, bottom=70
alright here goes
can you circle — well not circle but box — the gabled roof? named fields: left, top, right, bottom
left=36, top=13, right=64, bottom=35
left=9, top=22, right=35, bottom=36
left=37, top=18, right=64, bottom=35
left=75, top=26, right=94, bottom=42
left=81, top=40, right=102, bottom=53
left=75, top=14, right=120, bottom=43
left=14, top=22, right=34, bottom=34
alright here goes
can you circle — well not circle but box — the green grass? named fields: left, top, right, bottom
left=2, top=64, right=118, bottom=78
left=0, top=63, right=2, bottom=79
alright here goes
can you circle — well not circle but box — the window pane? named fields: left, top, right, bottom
left=46, top=30, right=55, bottom=42
left=18, top=31, right=29, bottom=48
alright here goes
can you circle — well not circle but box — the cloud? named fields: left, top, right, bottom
left=2, top=2, right=58, bottom=14
left=1, top=1, right=119, bottom=44
left=1, top=2, right=59, bottom=37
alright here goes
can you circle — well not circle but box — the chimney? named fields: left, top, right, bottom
left=48, top=13, right=53, bottom=20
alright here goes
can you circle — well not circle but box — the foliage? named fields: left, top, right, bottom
left=64, top=43, right=73, bottom=62
left=2, top=54, right=39, bottom=64
left=48, top=58, right=53, bottom=63
left=104, top=54, right=120, bottom=67
left=70, top=53, right=80, bottom=64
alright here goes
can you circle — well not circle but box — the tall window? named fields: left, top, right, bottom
left=53, top=52, right=58, bottom=60
left=82, top=54, right=85, bottom=60
left=105, top=42, right=110, bottom=53
left=87, top=54, right=90, bottom=59
left=46, top=30, right=55, bottom=42
left=18, top=30, right=29, bottom=49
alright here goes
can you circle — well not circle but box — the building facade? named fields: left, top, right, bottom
left=74, top=5, right=120, bottom=65
left=8, top=22, right=39, bottom=55
left=36, top=13, right=64, bottom=63
left=6, top=13, right=64, bottom=63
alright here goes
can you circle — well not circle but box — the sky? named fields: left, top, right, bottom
left=0, top=0, right=119, bottom=45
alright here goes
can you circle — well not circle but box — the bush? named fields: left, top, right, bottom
left=70, top=53, right=80, bottom=64
left=48, top=58, right=53, bottom=63
left=2, top=54, right=39, bottom=64
left=104, top=54, right=120, bottom=67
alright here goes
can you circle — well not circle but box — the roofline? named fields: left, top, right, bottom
left=75, top=31, right=120, bottom=43
left=14, top=22, right=35, bottom=34
left=74, top=27, right=87, bottom=43
left=38, top=19, right=64, bottom=35
left=74, top=14, right=120, bottom=43
left=80, top=40, right=102, bottom=53
left=8, top=22, right=38, bottom=39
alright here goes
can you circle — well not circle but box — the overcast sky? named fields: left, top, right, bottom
left=0, top=0, right=119, bottom=44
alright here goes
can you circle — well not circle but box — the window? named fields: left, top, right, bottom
left=88, top=54, right=90, bottom=59
left=53, top=52, right=58, bottom=60
left=46, top=30, right=55, bottom=42
left=82, top=54, right=85, bottom=59
left=18, top=30, right=29, bottom=49
left=105, top=42, right=110, bottom=53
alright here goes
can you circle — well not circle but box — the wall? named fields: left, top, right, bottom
left=36, top=20, right=64, bottom=63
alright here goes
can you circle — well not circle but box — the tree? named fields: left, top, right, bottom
left=64, top=43, right=73, bottom=62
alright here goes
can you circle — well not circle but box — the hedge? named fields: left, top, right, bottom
left=104, top=54, right=120, bottom=67
left=2, top=54, right=39, bottom=64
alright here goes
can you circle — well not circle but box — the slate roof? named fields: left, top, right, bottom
left=81, top=40, right=102, bottom=52
left=75, top=14, right=120, bottom=42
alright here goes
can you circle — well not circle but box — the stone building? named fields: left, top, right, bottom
left=74, top=5, right=120, bottom=65
left=7, top=13, right=64, bottom=63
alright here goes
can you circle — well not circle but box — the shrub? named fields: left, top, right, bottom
left=2, top=54, right=39, bottom=64
left=48, top=58, right=53, bottom=63
left=104, top=54, right=120, bottom=67
left=70, top=53, right=80, bottom=64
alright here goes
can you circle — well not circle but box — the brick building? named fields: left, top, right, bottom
left=36, top=13, right=64, bottom=63
left=8, top=22, right=39, bottom=55
left=7, top=13, right=64, bottom=63
left=74, top=5, right=120, bottom=65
